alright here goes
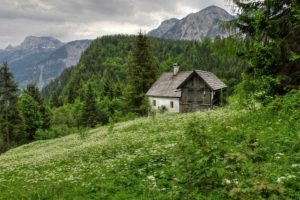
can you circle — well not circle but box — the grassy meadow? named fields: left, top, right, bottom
left=0, top=91, right=299, bottom=199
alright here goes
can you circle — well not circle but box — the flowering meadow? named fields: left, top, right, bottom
left=0, top=91, right=299, bottom=199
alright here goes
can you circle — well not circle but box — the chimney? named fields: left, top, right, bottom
left=173, top=63, right=180, bottom=76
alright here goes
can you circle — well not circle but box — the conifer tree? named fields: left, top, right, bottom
left=50, top=91, right=62, bottom=108
left=101, top=69, right=117, bottom=100
left=24, top=84, right=51, bottom=129
left=0, top=63, right=23, bottom=151
left=125, top=32, right=156, bottom=114
left=24, top=83, right=42, bottom=103
left=17, top=93, right=41, bottom=141
left=81, top=84, right=99, bottom=128
left=67, top=86, right=77, bottom=104
left=230, top=0, right=300, bottom=92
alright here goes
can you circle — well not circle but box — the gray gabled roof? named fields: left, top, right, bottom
left=182, top=70, right=227, bottom=91
left=146, top=70, right=227, bottom=98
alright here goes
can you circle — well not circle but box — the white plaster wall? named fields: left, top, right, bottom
left=148, top=97, right=180, bottom=113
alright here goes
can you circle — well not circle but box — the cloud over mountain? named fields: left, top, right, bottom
left=0, top=0, right=232, bottom=48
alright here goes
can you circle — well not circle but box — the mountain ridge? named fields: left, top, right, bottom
left=0, top=36, right=92, bottom=88
left=148, top=5, right=234, bottom=40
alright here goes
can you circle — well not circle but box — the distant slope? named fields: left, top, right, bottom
left=34, top=40, right=91, bottom=88
left=148, top=6, right=234, bottom=40
left=0, top=90, right=299, bottom=199
left=0, top=36, right=91, bottom=88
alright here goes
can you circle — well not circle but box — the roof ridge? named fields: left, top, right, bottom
left=146, top=69, right=227, bottom=98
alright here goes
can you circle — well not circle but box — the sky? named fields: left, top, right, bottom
left=0, top=0, right=233, bottom=49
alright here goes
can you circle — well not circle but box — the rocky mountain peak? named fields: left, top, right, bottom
left=18, top=36, right=63, bottom=50
left=5, top=44, right=14, bottom=51
left=148, top=5, right=234, bottom=41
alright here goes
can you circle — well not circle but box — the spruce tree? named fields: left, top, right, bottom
left=50, top=91, right=62, bottom=108
left=67, top=86, right=77, bottom=104
left=0, top=63, right=23, bottom=151
left=81, top=84, right=99, bottom=128
left=24, top=84, right=42, bottom=103
left=230, top=0, right=300, bottom=92
left=24, top=83, right=51, bottom=129
left=125, top=32, right=157, bottom=114
left=17, top=93, right=42, bottom=141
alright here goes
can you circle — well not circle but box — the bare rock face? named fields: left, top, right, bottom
left=148, top=18, right=179, bottom=38
left=148, top=6, right=234, bottom=41
left=17, top=36, right=63, bottom=50
left=0, top=36, right=91, bottom=89
left=35, top=40, right=91, bottom=88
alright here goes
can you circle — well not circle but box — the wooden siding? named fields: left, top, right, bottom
left=180, top=74, right=213, bottom=113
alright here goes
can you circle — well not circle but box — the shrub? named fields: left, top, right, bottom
left=176, top=118, right=225, bottom=198
left=35, top=125, right=75, bottom=140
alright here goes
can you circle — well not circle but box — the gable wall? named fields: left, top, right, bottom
left=180, top=74, right=213, bottom=112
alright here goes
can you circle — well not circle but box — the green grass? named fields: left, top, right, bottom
left=0, top=91, right=299, bottom=199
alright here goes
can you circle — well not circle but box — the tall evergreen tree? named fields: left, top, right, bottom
left=81, top=84, right=99, bottom=128
left=67, top=85, right=77, bottom=104
left=17, top=93, right=41, bottom=141
left=125, top=32, right=157, bottom=114
left=50, top=91, right=62, bottom=108
left=24, top=83, right=51, bottom=129
left=230, top=0, right=300, bottom=92
left=24, top=84, right=42, bottom=103
left=0, top=63, right=23, bottom=151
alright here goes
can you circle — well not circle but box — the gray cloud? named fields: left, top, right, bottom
left=0, top=0, right=231, bottom=48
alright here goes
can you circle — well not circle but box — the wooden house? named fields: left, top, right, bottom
left=146, top=64, right=227, bottom=113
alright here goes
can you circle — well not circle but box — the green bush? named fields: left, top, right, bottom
left=35, top=125, right=75, bottom=140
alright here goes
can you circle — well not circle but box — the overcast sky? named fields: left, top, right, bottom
left=0, top=0, right=233, bottom=49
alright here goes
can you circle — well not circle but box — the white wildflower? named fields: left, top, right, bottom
left=223, top=178, right=238, bottom=185
left=147, top=175, right=155, bottom=181
left=277, top=176, right=286, bottom=183
left=224, top=179, right=231, bottom=185
left=233, top=179, right=239, bottom=185
left=292, top=164, right=300, bottom=168
left=287, top=175, right=296, bottom=179
left=275, top=153, right=284, bottom=156
left=277, top=174, right=296, bottom=183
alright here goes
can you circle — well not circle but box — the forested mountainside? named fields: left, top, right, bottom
left=148, top=6, right=234, bottom=40
left=42, top=35, right=247, bottom=101
left=0, top=36, right=91, bottom=88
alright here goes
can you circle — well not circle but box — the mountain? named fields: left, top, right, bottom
left=0, top=36, right=91, bottom=88
left=148, top=6, right=234, bottom=40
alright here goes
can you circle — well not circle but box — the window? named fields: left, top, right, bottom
left=170, top=101, right=174, bottom=108
left=153, top=100, right=156, bottom=106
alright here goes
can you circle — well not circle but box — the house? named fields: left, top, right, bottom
left=146, top=63, right=227, bottom=113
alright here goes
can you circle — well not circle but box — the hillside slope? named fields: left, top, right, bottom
left=0, top=90, right=299, bottom=199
